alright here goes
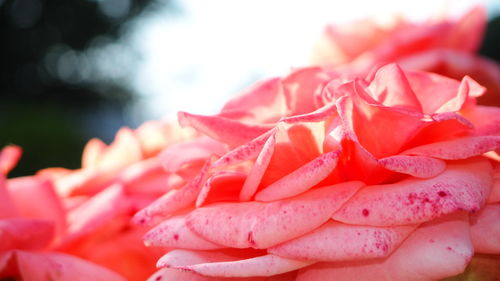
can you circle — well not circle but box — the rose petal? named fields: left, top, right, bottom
left=219, top=77, right=286, bottom=124
left=178, top=112, right=273, bottom=147
left=64, top=184, right=130, bottom=243
left=297, top=212, right=473, bottom=281
left=81, top=138, right=106, bottom=169
left=98, top=127, right=143, bottom=170
left=333, top=158, right=492, bottom=226
left=402, top=136, right=500, bottom=160
left=144, top=215, right=222, bottom=250
left=179, top=254, right=313, bottom=278
left=255, top=150, right=340, bottom=201
left=7, top=176, right=66, bottom=237
left=269, top=220, right=416, bottom=262
left=160, top=137, right=226, bottom=172
left=15, top=251, right=126, bottom=281
left=367, top=64, right=422, bottom=111
left=470, top=204, right=500, bottom=254
left=239, top=133, right=276, bottom=201
left=186, top=181, right=363, bottom=249
left=0, top=145, right=22, bottom=175
left=488, top=178, right=500, bottom=203
left=0, top=218, right=54, bottom=251
left=196, top=171, right=246, bottom=207
left=133, top=160, right=211, bottom=225
left=378, top=155, right=446, bottom=178
left=0, top=176, right=18, bottom=219
left=461, top=105, right=500, bottom=136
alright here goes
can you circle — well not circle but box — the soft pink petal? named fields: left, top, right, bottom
left=461, top=105, right=500, bottom=136
left=239, top=134, right=276, bottom=201
left=434, top=76, right=479, bottom=113
left=186, top=181, right=364, bottom=249
left=333, top=159, right=492, bottom=226
left=118, top=158, right=182, bottom=196
left=178, top=112, right=273, bottom=147
left=488, top=178, right=500, bottom=203
left=0, top=145, right=22, bottom=175
left=0, top=218, right=54, bottom=251
left=280, top=102, right=337, bottom=124
left=180, top=254, right=312, bottom=278
left=160, top=136, right=226, bottom=172
left=378, top=155, right=446, bottom=178
left=297, top=213, right=473, bottom=281
left=255, top=150, right=340, bottom=201
left=219, top=77, right=286, bottom=124
left=64, top=184, right=130, bottom=244
left=281, top=67, right=335, bottom=116
left=405, top=70, right=462, bottom=115
left=367, top=64, right=422, bottom=111
left=15, top=251, right=126, bottom=281
left=402, top=136, right=500, bottom=160
left=0, top=176, right=18, bottom=219
left=147, top=268, right=213, bottom=281
left=269, top=220, right=416, bottom=261
left=133, top=160, right=211, bottom=225
left=144, top=215, right=222, bottom=250
left=470, top=204, right=500, bottom=254
left=7, top=176, right=66, bottom=237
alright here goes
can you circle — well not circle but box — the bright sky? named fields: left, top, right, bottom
left=127, top=0, right=498, bottom=122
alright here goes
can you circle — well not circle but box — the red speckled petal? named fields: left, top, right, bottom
left=0, top=218, right=54, bottom=251
left=255, top=150, right=340, bottom=201
left=239, top=134, right=276, bottom=201
left=178, top=112, right=273, bottom=147
left=268, top=220, right=416, bottom=261
left=378, top=155, right=446, bottom=178
left=7, top=176, right=66, bottom=237
left=297, top=213, right=473, bottom=281
left=160, top=137, right=226, bottom=172
left=147, top=268, right=214, bottom=281
left=133, top=160, right=211, bottom=225
left=186, top=181, right=363, bottom=249
left=333, top=158, right=492, bottom=226
left=15, top=251, right=126, bottom=281
left=213, top=130, right=275, bottom=168
left=470, top=204, right=500, bottom=254
left=0, top=145, right=22, bottom=175
left=182, top=254, right=312, bottom=278
left=144, top=215, right=222, bottom=250
left=402, top=136, right=500, bottom=160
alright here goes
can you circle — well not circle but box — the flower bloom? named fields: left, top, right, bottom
left=311, top=6, right=500, bottom=106
left=137, top=63, right=500, bottom=281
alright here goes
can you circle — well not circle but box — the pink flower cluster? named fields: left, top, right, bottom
left=1, top=6, right=499, bottom=281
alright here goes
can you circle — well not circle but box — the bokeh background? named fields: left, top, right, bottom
left=1, top=0, right=499, bottom=177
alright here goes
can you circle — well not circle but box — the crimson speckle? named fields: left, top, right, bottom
left=173, top=234, right=179, bottom=241
left=155, top=276, right=162, bottom=281
left=438, top=191, right=447, bottom=197
left=362, top=209, right=370, bottom=216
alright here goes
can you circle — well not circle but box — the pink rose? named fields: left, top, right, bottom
left=137, top=63, right=500, bottom=281
left=312, top=6, right=500, bottom=106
